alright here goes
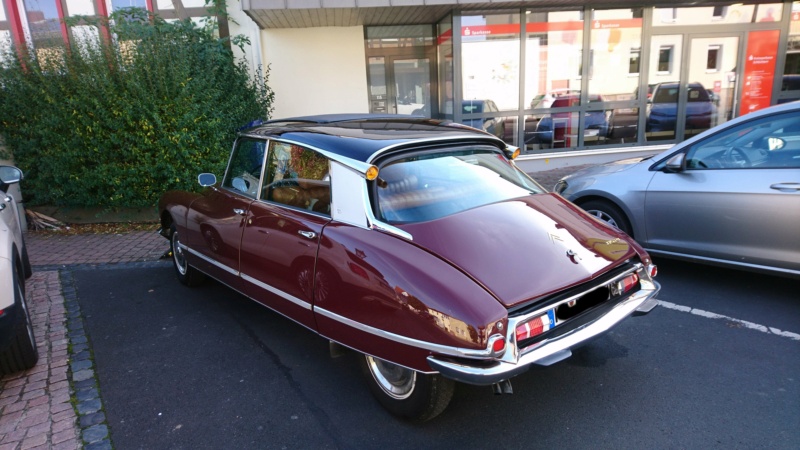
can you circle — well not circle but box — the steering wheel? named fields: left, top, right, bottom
left=722, top=146, right=751, bottom=168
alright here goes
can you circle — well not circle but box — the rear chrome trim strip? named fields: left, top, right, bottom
left=240, top=273, right=311, bottom=311
left=314, top=307, right=494, bottom=359
left=184, top=245, right=238, bottom=277
left=184, top=245, right=312, bottom=310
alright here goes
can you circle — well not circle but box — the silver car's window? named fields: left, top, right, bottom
left=375, top=148, right=544, bottom=224
left=684, top=111, right=800, bottom=170
left=223, top=138, right=267, bottom=198
left=262, top=141, right=332, bottom=216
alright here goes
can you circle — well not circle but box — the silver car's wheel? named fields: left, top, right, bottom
left=579, top=199, right=633, bottom=236
left=169, top=223, right=205, bottom=286
left=360, top=354, right=454, bottom=421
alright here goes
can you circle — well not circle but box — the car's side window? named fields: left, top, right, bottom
left=262, top=141, right=331, bottom=215
left=685, top=111, right=800, bottom=170
left=223, top=138, right=267, bottom=198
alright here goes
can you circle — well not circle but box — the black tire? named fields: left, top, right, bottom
left=0, top=258, right=39, bottom=375
left=578, top=199, right=633, bottom=237
left=170, top=223, right=205, bottom=287
left=361, top=354, right=454, bottom=422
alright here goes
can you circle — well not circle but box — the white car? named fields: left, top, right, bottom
left=0, top=165, right=37, bottom=374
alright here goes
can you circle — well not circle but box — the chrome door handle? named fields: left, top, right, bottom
left=770, top=183, right=800, bottom=192
left=3, top=196, right=10, bottom=202
left=298, top=231, right=316, bottom=239
left=233, top=208, right=246, bottom=216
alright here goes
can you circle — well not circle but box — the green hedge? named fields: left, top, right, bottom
left=0, top=8, right=274, bottom=208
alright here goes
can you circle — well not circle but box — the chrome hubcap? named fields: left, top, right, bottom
left=588, top=209, right=618, bottom=228
left=172, top=231, right=188, bottom=276
left=366, top=355, right=416, bottom=399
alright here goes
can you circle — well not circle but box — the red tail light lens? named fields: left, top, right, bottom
left=492, top=338, right=506, bottom=353
left=620, top=273, right=639, bottom=294
left=515, top=310, right=555, bottom=342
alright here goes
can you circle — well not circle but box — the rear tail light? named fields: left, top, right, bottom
left=648, top=264, right=658, bottom=278
left=619, top=273, right=639, bottom=294
left=515, top=310, right=556, bottom=342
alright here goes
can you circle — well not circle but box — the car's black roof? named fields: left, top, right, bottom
left=239, top=115, right=505, bottom=163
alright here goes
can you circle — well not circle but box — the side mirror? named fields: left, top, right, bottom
left=664, top=153, right=686, bottom=173
left=767, top=137, right=786, bottom=151
left=198, top=173, right=217, bottom=187
left=0, top=165, right=23, bottom=185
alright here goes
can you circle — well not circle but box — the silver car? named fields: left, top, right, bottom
left=0, top=165, right=37, bottom=374
left=555, top=102, right=800, bottom=278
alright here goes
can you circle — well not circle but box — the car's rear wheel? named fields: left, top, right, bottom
left=361, top=354, right=454, bottom=422
left=170, top=223, right=205, bottom=286
left=579, top=199, right=633, bottom=237
left=0, top=259, right=39, bottom=375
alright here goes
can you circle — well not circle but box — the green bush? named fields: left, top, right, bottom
left=0, top=8, right=274, bottom=208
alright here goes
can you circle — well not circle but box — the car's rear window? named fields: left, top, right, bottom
left=374, top=148, right=545, bottom=224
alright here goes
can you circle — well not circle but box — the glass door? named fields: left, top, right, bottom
left=368, top=51, right=437, bottom=117
left=646, top=34, right=740, bottom=142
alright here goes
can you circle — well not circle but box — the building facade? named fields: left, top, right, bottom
left=4, top=1, right=800, bottom=163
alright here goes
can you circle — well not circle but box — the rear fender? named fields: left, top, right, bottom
left=313, top=223, right=508, bottom=372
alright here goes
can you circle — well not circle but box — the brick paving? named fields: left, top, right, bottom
left=0, top=164, right=590, bottom=449
left=0, top=230, right=168, bottom=449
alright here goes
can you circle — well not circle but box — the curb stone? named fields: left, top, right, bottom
left=60, top=270, right=113, bottom=449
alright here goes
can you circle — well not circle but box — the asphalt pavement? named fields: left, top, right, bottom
left=70, top=260, right=799, bottom=449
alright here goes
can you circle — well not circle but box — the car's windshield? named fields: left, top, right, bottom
left=375, top=148, right=544, bottom=224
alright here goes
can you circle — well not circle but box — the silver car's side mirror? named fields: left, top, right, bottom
left=664, top=153, right=686, bottom=173
left=198, top=173, right=217, bottom=187
left=0, top=165, right=22, bottom=184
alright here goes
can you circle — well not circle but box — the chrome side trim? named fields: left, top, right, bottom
left=644, top=248, right=800, bottom=278
left=314, top=307, right=494, bottom=359
left=240, top=272, right=311, bottom=311
left=184, top=245, right=239, bottom=277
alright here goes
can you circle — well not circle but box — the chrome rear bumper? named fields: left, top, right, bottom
left=427, top=280, right=660, bottom=386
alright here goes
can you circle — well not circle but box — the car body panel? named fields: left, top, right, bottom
left=400, top=194, right=638, bottom=307
left=558, top=102, right=800, bottom=277
left=644, top=168, right=800, bottom=270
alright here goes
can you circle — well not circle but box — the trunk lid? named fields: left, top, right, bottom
left=398, top=194, right=638, bottom=308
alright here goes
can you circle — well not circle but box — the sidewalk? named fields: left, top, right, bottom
left=0, top=231, right=168, bottom=450
left=0, top=164, right=588, bottom=449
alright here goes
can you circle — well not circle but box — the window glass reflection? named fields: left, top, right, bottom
left=524, top=11, right=583, bottom=111
left=588, top=9, right=642, bottom=101
left=111, top=0, right=148, bottom=11
left=24, top=0, right=62, bottom=48
left=462, top=13, right=520, bottom=111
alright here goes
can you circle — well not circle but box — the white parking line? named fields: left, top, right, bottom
left=657, top=300, right=800, bottom=341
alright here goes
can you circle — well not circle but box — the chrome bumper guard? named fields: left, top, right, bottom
left=427, top=279, right=660, bottom=386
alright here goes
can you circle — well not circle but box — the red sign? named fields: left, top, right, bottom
left=740, top=30, right=780, bottom=116
left=462, top=18, right=642, bottom=37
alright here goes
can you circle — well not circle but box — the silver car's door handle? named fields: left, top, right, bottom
left=298, top=231, right=316, bottom=239
left=233, top=208, right=246, bottom=216
left=770, top=183, right=800, bottom=192
left=3, top=196, right=10, bottom=202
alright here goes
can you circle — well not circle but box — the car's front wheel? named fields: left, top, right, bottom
left=0, top=259, right=39, bottom=375
left=170, top=223, right=205, bottom=286
left=579, top=199, right=633, bottom=237
left=361, top=354, right=454, bottom=422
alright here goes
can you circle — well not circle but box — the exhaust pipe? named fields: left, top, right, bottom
left=491, top=379, right=513, bottom=395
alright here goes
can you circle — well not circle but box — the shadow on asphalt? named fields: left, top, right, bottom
left=71, top=264, right=799, bottom=449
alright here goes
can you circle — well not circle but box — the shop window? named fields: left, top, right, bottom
left=24, top=0, right=64, bottom=49
left=658, top=46, right=673, bottom=74
left=524, top=11, right=583, bottom=112
left=629, top=48, right=641, bottom=74
left=461, top=12, right=521, bottom=112
left=706, top=45, right=721, bottom=71
left=111, top=0, right=150, bottom=11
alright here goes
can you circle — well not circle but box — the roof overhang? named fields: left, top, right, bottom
left=241, top=0, right=672, bottom=29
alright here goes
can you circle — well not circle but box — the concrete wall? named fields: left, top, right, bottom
left=261, top=26, right=369, bottom=119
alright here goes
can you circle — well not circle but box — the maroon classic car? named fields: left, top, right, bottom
left=158, top=115, right=659, bottom=421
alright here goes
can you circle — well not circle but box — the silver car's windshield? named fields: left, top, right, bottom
left=375, top=148, right=544, bottom=224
